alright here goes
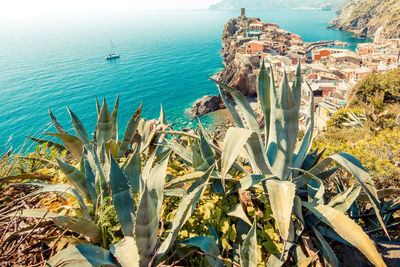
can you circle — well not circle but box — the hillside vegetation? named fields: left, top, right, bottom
left=329, top=0, right=400, bottom=39
left=314, top=68, right=400, bottom=188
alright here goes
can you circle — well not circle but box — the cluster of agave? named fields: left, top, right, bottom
left=12, top=97, right=216, bottom=266
left=162, top=61, right=393, bottom=266
left=11, top=62, right=398, bottom=266
left=342, top=110, right=367, bottom=128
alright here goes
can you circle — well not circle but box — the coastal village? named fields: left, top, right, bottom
left=195, top=8, right=400, bottom=130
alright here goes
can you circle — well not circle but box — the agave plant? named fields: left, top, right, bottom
left=9, top=97, right=214, bottom=266
left=342, top=110, right=367, bottom=127
left=163, top=61, right=391, bottom=266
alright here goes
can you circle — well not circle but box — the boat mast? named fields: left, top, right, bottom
left=111, top=41, right=115, bottom=54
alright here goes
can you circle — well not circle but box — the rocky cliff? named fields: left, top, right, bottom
left=189, top=16, right=260, bottom=116
left=217, top=17, right=260, bottom=97
left=329, top=0, right=400, bottom=39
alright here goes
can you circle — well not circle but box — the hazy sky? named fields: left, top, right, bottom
left=1, top=0, right=221, bottom=19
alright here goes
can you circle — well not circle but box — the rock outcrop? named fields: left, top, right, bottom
left=190, top=95, right=223, bottom=117
left=217, top=17, right=260, bottom=97
left=329, top=0, right=400, bottom=39
left=189, top=16, right=260, bottom=117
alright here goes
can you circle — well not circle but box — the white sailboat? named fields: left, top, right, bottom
left=105, top=41, right=120, bottom=60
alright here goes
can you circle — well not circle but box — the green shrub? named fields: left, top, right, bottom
left=353, top=68, right=400, bottom=103
left=326, top=107, right=365, bottom=129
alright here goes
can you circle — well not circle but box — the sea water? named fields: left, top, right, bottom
left=0, top=9, right=370, bottom=152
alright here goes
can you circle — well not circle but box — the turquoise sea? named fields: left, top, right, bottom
left=0, top=9, right=370, bottom=152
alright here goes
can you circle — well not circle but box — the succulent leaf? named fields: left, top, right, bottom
left=145, top=151, right=171, bottom=216
left=292, top=82, right=314, bottom=173
left=216, top=84, right=245, bottom=128
left=328, top=184, right=362, bottom=213
left=269, top=71, right=298, bottom=180
left=310, top=225, right=339, bottom=267
left=122, top=145, right=142, bottom=195
left=199, top=130, right=215, bottom=167
left=159, top=103, right=166, bottom=125
left=118, top=103, right=142, bottom=158
left=245, top=131, right=271, bottom=174
left=240, top=218, right=257, bottom=267
left=227, top=203, right=252, bottom=226
left=183, top=236, right=223, bottom=267
left=83, top=157, right=97, bottom=204
left=292, top=60, right=302, bottom=113
left=20, top=181, right=89, bottom=219
left=109, top=156, right=136, bottom=237
left=329, top=153, right=389, bottom=238
left=48, top=108, right=67, bottom=134
left=135, top=184, right=159, bottom=266
left=209, top=77, right=259, bottom=133
left=11, top=209, right=100, bottom=243
left=111, top=94, right=119, bottom=141
left=44, top=132, right=83, bottom=160
left=67, top=108, right=92, bottom=147
left=165, top=139, right=193, bottom=163
left=95, top=98, right=113, bottom=148
left=110, top=237, right=140, bottom=267
left=157, top=165, right=213, bottom=258
left=303, top=202, right=386, bottom=267
left=47, top=244, right=116, bottom=267
left=221, top=127, right=253, bottom=186
left=257, top=61, right=271, bottom=147
left=26, top=136, right=66, bottom=152
left=266, top=179, right=296, bottom=242
left=56, top=158, right=91, bottom=202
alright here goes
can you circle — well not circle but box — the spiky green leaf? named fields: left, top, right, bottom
left=47, top=244, right=116, bottom=267
left=227, top=204, right=252, bottom=226
left=56, top=158, right=91, bottom=202
left=209, top=77, right=259, bottom=133
left=257, top=61, right=271, bottom=146
left=266, top=179, right=296, bottom=242
left=328, top=184, right=361, bottom=213
left=135, top=184, right=159, bottom=266
left=110, top=236, right=140, bottom=267
left=240, top=219, right=257, bottom=267
left=122, top=145, right=141, bottom=195
left=111, top=94, right=119, bottom=141
left=67, top=108, right=92, bottom=147
left=310, top=225, right=339, bottom=267
left=44, top=133, right=83, bottom=160
left=21, top=181, right=90, bottom=219
left=157, top=166, right=213, bottom=258
left=95, top=98, right=113, bottom=147
left=221, top=127, right=253, bottom=186
left=183, top=236, right=223, bottom=267
left=12, top=209, right=100, bottom=243
left=303, top=202, right=386, bottom=267
left=118, top=103, right=142, bottom=158
left=109, top=156, right=136, bottom=237
left=269, top=71, right=298, bottom=180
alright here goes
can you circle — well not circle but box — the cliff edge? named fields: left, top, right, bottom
left=329, top=0, right=400, bottom=39
left=217, top=16, right=261, bottom=97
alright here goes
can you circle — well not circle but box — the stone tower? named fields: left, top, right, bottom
left=241, top=8, right=246, bottom=17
